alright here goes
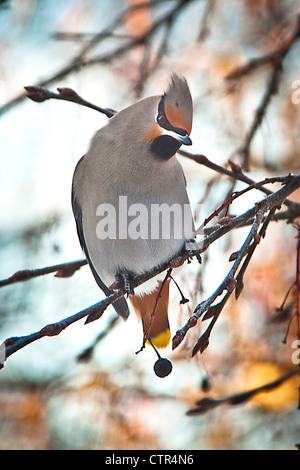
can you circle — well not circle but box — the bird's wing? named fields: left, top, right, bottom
left=72, top=156, right=129, bottom=320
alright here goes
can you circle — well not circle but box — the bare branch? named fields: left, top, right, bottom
left=173, top=206, right=266, bottom=352
left=225, top=14, right=300, bottom=82
left=1, top=174, right=299, bottom=368
left=225, top=13, right=300, bottom=170
left=0, top=0, right=195, bottom=116
left=186, top=369, right=300, bottom=416
left=179, top=150, right=300, bottom=213
left=25, top=86, right=117, bottom=118
left=2, top=174, right=298, bottom=292
left=194, top=175, right=293, bottom=235
left=0, top=259, right=87, bottom=289
left=197, top=0, right=216, bottom=42
left=172, top=174, right=300, bottom=352
left=2, top=290, right=122, bottom=367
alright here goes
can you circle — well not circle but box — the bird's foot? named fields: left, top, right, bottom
left=183, top=239, right=202, bottom=264
left=110, top=272, right=135, bottom=297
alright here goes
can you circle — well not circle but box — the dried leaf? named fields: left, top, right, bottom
left=202, top=292, right=230, bottom=322
left=85, top=307, right=106, bottom=324
left=229, top=250, right=239, bottom=261
left=192, top=329, right=210, bottom=356
left=202, top=304, right=220, bottom=321
left=235, top=269, right=244, bottom=300
left=54, top=265, right=82, bottom=278
left=235, top=277, right=244, bottom=299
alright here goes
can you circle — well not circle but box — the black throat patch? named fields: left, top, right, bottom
left=150, top=135, right=181, bottom=161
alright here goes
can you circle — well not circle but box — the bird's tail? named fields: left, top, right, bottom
left=129, top=279, right=171, bottom=348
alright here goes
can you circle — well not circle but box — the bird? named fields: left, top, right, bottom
left=72, top=74, right=194, bottom=351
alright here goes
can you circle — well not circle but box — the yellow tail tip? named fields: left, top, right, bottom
left=146, top=328, right=171, bottom=349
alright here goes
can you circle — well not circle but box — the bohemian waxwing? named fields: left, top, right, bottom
left=72, top=74, right=194, bottom=350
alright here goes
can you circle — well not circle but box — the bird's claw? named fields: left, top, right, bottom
left=184, top=240, right=202, bottom=264
left=110, top=272, right=135, bottom=297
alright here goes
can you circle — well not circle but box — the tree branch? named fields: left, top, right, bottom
left=23, top=82, right=300, bottom=217
left=25, top=86, right=117, bottom=118
left=179, top=150, right=300, bottom=212
left=1, top=174, right=299, bottom=368
left=0, top=259, right=87, bottom=289
left=0, top=0, right=195, bottom=116
left=186, top=368, right=300, bottom=416
left=225, top=13, right=300, bottom=170
left=172, top=174, right=300, bottom=352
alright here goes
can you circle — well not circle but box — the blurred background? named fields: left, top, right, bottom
left=0, top=0, right=299, bottom=450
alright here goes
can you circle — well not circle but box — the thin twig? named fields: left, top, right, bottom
left=1, top=176, right=299, bottom=291
left=186, top=368, right=300, bottom=415
left=23, top=80, right=300, bottom=217
left=197, top=0, right=216, bottom=42
left=172, top=174, right=300, bottom=352
left=0, top=259, right=87, bottom=289
left=25, top=86, right=117, bottom=118
left=173, top=206, right=266, bottom=352
left=1, top=174, right=300, bottom=367
left=225, top=14, right=300, bottom=82
left=2, top=290, right=123, bottom=367
left=179, top=150, right=300, bottom=212
left=0, top=0, right=195, bottom=116
left=194, top=175, right=292, bottom=235
left=234, top=57, right=284, bottom=171
left=136, top=268, right=173, bottom=354
left=225, top=13, right=300, bottom=170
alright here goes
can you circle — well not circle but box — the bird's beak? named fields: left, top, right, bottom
left=160, top=127, right=193, bottom=146
left=177, top=133, right=192, bottom=146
